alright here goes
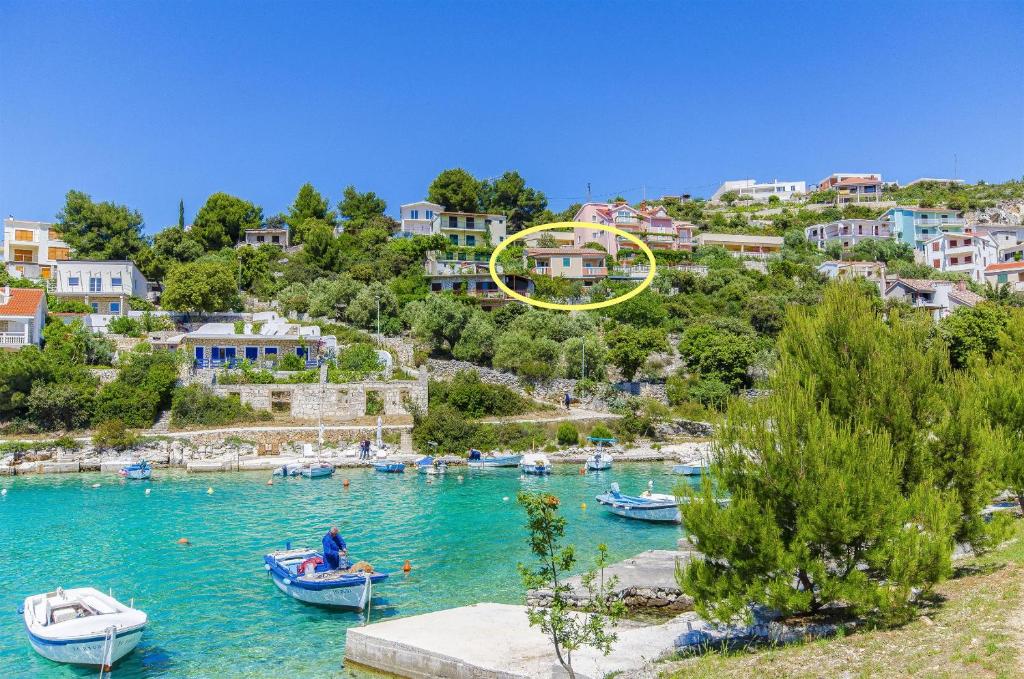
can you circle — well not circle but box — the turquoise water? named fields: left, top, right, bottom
left=0, top=464, right=692, bottom=677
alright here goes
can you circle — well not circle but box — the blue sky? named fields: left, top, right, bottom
left=1, top=1, right=1022, bottom=233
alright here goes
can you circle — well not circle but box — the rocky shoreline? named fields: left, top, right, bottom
left=0, top=438, right=713, bottom=477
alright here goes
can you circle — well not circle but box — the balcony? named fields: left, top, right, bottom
left=582, top=266, right=608, bottom=277
left=0, top=330, right=30, bottom=347
left=533, top=266, right=551, bottom=275
left=916, top=219, right=964, bottom=227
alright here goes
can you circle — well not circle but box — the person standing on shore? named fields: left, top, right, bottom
left=564, top=392, right=572, bottom=411
left=322, top=526, right=347, bottom=570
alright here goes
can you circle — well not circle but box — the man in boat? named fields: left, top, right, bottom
left=322, top=526, right=348, bottom=570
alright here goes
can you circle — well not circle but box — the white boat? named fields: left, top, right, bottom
left=467, top=450, right=522, bottom=468
left=520, top=453, right=552, bottom=475
left=298, top=462, right=334, bottom=478
left=264, top=548, right=388, bottom=609
left=586, top=451, right=613, bottom=471
left=272, top=462, right=302, bottom=476
left=672, top=461, right=708, bottom=476
left=595, top=482, right=681, bottom=523
left=22, top=587, right=146, bottom=667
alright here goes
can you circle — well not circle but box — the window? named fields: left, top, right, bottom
left=48, top=229, right=61, bottom=240
left=13, top=249, right=34, bottom=262
left=256, top=235, right=265, bottom=242
left=90, top=303, right=99, bottom=313
left=264, top=347, right=278, bottom=357
left=933, top=260, right=940, bottom=268
left=271, top=236, right=280, bottom=243
left=111, top=276, right=123, bottom=287
left=110, top=301, right=121, bottom=314
left=430, top=283, right=442, bottom=292
left=950, top=257, right=959, bottom=265
left=448, top=216, right=458, bottom=228
left=562, top=257, right=571, bottom=267
left=68, top=276, right=80, bottom=286
left=89, top=277, right=102, bottom=292
left=465, top=235, right=476, bottom=246
left=14, top=229, right=33, bottom=241
left=466, top=217, right=475, bottom=229
left=47, top=246, right=70, bottom=261
left=410, top=209, right=419, bottom=219
left=426, top=210, right=433, bottom=219
left=964, top=255, right=972, bottom=264
left=448, top=235, right=459, bottom=246
left=931, top=242, right=940, bottom=251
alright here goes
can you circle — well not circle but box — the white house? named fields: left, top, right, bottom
left=920, top=232, right=999, bottom=283
left=3, top=217, right=71, bottom=281
left=242, top=227, right=289, bottom=248
left=0, top=286, right=47, bottom=348
left=50, top=261, right=150, bottom=315
left=398, top=201, right=444, bottom=237
left=805, top=219, right=893, bottom=250
left=883, top=278, right=984, bottom=321
left=711, top=179, right=806, bottom=203
left=817, top=261, right=888, bottom=293
left=984, top=261, right=1024, bottom=292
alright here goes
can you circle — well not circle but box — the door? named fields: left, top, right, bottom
left=244, top=346, right=259, bottom=362
left=224, top=347, right=237, bottom=367
left=194, top=346, right=205, bottom=367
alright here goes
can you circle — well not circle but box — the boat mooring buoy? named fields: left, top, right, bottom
left=1, top=488, right=6, bottom=496
left=502, top=496, right=509, bottom=502
left=457, top=475, right=463, bottom=483
left=403, top=560, right=412, bottom=573
left=581, top=502, right=587, bottom=510
left=92, top=483, right=100, bottom=488
left=579, top=467, right=585, bottom=475
left=177, top=538, right=190, bottom=545
left=343, top=479, right=350, bottom=487
left=207, top=487, right=214, bottom=495
left=144, top=488, right=151, bottom=495
left=266, top=479, right=273, bottom=486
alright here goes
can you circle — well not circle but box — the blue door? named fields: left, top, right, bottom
left=244, top=346, right=259, bottom=362
left=194, top=346, right=205, bottom=367
left=225, top=347, right=237, bottom=367
left=211, top=347, right=224, bottom=365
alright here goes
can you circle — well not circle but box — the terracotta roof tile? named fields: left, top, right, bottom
left=0, top=288, right=45, bottom=317
left=986, top=261, right=1024, bottom=272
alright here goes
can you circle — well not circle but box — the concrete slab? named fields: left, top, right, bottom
left=344, top=602, right=691, bottom=679
left=40, top=461, right=80, bottom=474
left=186, top=460, right=230, bottom=472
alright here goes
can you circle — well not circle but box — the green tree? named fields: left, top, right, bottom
left=302, top=222, right=341, bottom=271
left=338, top=185, right=387, bottom=230
left=178, top=199, right=185, bottom=229
left=191, top=193, right=263, bottom=250
left=479, top=171, right=547, bottom=233
left=286, top=183, right=335, bottom=244
left=161, top=261, right=239, bottom=313
left=938, top=303, right=1010, bottom=369
left=0, top=347, right=53, bottom=417
left=428, top=168, right=481, bottom=213
left=346, top=282, right=400, bottom=334
left=56, top=190, right=148, bottom=260
left=452, top=311, right=497, bottom=364
left=978, top=310, right=1024, bottom=510
left=677, top=323, right=757, bottom=390
left=153, top=225, right=205, bottom=264
left=276, top=282, right=310, bottom=315
left=307, top=275, right=362, bottom=319
left=405, top=295, right=471, bottom=354
left=517, top=492, right=624, bottom=679
left=606, top=325, right=668, bottom=381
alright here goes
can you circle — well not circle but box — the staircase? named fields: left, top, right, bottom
left=150, top=410, right=171, bottom=433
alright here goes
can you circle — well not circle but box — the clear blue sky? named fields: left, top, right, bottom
left=2, top=1, right=1022, bottom=233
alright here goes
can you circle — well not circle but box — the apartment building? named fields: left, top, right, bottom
left=696, top=233, right=784, bottom=258
left=572, top=202, right=695, bottom=257
left=805, top=219, right=892, bottom=250
left=526, top=247, right=607, bottom=285
left=50, top=260, right=150, bottom=315
left=424, top=260, right=534, bottom=307
left=433, top=211, right=508, bottom=248
left=921, top=232, right=999, bottom=283
left=3, top=217, right=71, bottom=280
left=984, top=261, right=1024, bottom=292
left=833, top=176, right=885, bottom=204
left=710, top=179, right=806, bottom=203
left=878, top=206, right=965, bottom=248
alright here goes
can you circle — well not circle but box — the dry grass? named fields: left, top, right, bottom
left=660, top=525, right=1024, bottom=679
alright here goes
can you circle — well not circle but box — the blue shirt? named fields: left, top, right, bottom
left=322, top=532, right=347, bottom=559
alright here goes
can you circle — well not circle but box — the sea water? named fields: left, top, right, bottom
left=0, top=463, right=695, bottom=677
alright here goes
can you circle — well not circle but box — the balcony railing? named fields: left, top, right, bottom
left=582, top=267, right=608, bottom=277
left=0, top=331, right=30, bottom=346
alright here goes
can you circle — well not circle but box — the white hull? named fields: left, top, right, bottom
left=270, top=572, right=370, bottom=609
left=27, top=627, right=143, bottom=666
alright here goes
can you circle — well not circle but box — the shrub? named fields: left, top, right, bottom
left=277, top=353, right=306, bottom=371
left=93, top=419, right=139, bottom=450
left=47, top=298, right=93, bottom=313
left=127, top=296, right=156, bottom=311
left=428, top=370, right=537, bottom=418
left=589, top=423, right=614, bottom=441
left=170, top=385, right=271, bottom=427
left=108, top=315, right=143, bottom=337
left=365, top=391, right=384, bottom=416
left=556, top=422, right=579, bottom=446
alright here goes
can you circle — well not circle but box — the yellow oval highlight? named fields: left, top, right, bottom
left=488, top=221, right=657, bottom=311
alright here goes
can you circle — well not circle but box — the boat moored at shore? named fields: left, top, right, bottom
left=519, top=453, right=552, bottom=475
left=118, top=460, right=151, bottom=480
left=22, top=587, right=147, bottom=667
left=374, top=461, right=406, bottom=473
left=467, top=450, right=522, bottom=468
left=596, top=482, right=681, bottom=523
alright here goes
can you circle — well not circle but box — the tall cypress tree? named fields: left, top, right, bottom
left=178, top=199, right=185, bottom=229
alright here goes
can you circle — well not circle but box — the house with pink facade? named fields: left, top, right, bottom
left=571, top=202, right=694, bottom=258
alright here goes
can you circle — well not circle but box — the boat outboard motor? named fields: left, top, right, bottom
left=609, top=482, right=621, bottom=498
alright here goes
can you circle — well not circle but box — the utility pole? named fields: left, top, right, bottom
left=582, top=337, right=586, bottom=381
left=586, top=182, right=591, bottom=202
left=376, top=297, right=381, bottom=337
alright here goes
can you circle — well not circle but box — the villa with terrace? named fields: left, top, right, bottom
left=174, top=312, right=337, bottom=368
left=424, top=259, right=534, bottom=307
left=805, top=218, right=892, bottom=250
left=878, top=206, right=965, bottom=249
left=526, top=247, right=607, bottom=285
left=572, top=202, right=695, bottom=257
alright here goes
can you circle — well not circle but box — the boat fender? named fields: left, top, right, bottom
left=283, top=578, right=291, bottom=586
left=92, top=483, right=101, bottom=488
left=457, top=475, right=463, bottom=482
left=581, top=502, right=587, bottom=510
left=144, top=488, right=151, bottom=495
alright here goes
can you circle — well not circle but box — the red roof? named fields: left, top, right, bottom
left=836, top=177, right=883, bottom=186
left=0, top=287, right=45, bottom=317
left=985, top=261, right=1024, bottom=272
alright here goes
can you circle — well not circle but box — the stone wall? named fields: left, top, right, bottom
left=209, top=367, right=428, bottom=421
left=89, top=368, right=119, bottom=384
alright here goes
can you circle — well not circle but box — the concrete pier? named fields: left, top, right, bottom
left=345, top=601, right=694, bottom=678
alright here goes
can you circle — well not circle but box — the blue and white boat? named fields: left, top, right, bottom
left=118, top=460, right=151, bottom=480
left=519, top=453, right=552, bottom=475
left=298, top=463, right=334, bottom=478
left=272, top=462, right=302, bottom=477
left=416, top=456, right=447, bottom=475
left=22, top=587, right=147, bottom=668
left=467, top=449, right=522, bottom=468
left=585, top=436, right=616, bottom=471
left=595, top=482, right=681, bottom=523
left=672, top=462, right=707, bottom=476
left=374, top=461, right=405, bottom=473
left=263, top=548, right=387, bottom=610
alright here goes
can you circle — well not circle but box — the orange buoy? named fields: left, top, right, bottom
left=403, top=560, right=412, bottom=573
left=579, top=467, right=585, bottom=475
left=266, top=479, right=273, bottom=486
left=343, top=479, right=350, bottom=487
left=177, top=538, right=190, bottom=545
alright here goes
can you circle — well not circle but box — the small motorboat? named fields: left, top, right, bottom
left=264, top=548, right=388, bottom=609
left=416, top=456, right=447, bottom=475
left=22, top=587, right=147, bottom=667
left=118, top=460, right=151, bottom=480
left=586, top=451, right=613, bottom=471
left=672, top=462, right=707, bottom=476
left=298, top=463, right=334, bottom=479
left=467, top=449, right=522, bottom=468
left=272, top=462, right=302, bottom=477
left=519, top=453, right=552, bottom=475
left=595, top=482, right=681, bottom=523
left=374, top=461, right=405, bottom=473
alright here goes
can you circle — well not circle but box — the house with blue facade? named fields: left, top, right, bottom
left=877, top=206, right=965, bottom=249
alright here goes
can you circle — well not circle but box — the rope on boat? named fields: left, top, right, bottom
left=98, top=626, right=116, bottom=678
